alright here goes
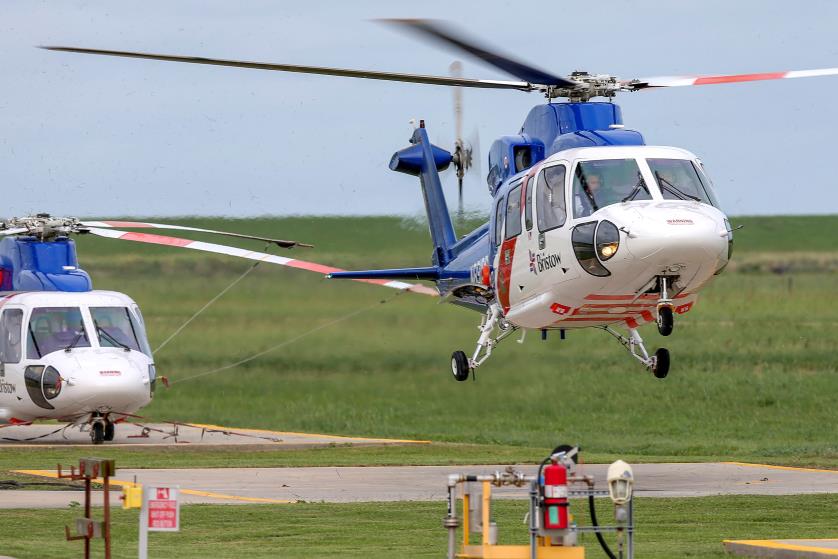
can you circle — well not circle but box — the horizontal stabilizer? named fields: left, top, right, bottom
left=327, top=267, right=441, bottom=281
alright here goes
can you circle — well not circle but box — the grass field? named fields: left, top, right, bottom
left=2, top=495, right=837, bottom=559
left=58, top=215, right=838, bottom=466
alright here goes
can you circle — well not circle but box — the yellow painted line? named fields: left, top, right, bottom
left=724, top=539, right=838, bottom=555
left=723, top=461, right=838, bottom=474
left=14, top=470, right=295, bottom=504
left=187, top=422, right=431, bottom=444
left=177, top=488, right=294, bottom=504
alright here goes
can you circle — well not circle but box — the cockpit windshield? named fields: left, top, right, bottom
left=27, top=307, right=90, bottom=358
left=573, top=159, right=651, bottom=218
left=90, top=307, right=151, bottom=356
left=647, top=158, right=718, bottom=206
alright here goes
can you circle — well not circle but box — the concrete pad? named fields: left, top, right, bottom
left=725, top=539, right=838, bottom=558
left=0, top=421, right=428, bottom=448
left=5, top=461, right=836, bottom=508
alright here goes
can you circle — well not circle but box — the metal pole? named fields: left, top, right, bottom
left=446, top=485, right=456, bottom=559
left=84, top=476, right=90, bottom=559
left=139, top=487, right=148, bottom=559
left=627, top=499, right=634, bottom=559
left=529, top=481, right=538, bottom=559
left=103, top=473, right=111, bottom=559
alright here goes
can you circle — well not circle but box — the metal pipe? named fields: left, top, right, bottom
left=445, top=484, right=457, bottom=559
left=528, top=480, right=538, bottom=559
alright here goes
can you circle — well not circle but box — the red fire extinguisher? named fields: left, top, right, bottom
left=541, top=460, right=569, bottom=530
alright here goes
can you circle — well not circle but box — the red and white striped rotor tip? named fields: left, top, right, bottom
left=626, top=67, right=838, bottom=89
left=84, top=226, right=437, bottom=297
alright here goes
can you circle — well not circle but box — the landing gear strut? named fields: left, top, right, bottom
left=602, top=326, right=670, bottom=379
left=656, top=277, right=674, bottom=337
left=451, top=304, right=517, bottom=382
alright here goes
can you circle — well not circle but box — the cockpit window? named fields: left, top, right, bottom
left=27, top=307, right=90, bottom=358
left=536, top=165, right=567, bottom=232
left=493, top=197, right=505, bottom=247
left=647, top=158, right=717, bottom=206
left=0, top=309, right=23, bottom=364
left=573, top=159, right=650, bottom=218
left=505, top=185, right=523, bottom=239
left=90, top=307, right=150, bottom=356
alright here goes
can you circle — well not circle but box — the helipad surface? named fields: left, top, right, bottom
left=0, top=422, right=427, bottom=448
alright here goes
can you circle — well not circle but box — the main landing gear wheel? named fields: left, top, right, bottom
left=104, top=421, right=115, bottom=442
left=657, top=306, right=674, bottom=336
left=90, top=421, right=105, bottom=445
left=652, top=348, right=670, bottom=379
left=451, top=350, right=471, bottom=382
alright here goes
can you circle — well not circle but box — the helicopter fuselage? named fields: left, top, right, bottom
left=0, top=290, right=155, bottom=424
left=485, top=145, right=730, bottom=330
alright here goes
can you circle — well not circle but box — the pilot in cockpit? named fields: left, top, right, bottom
left=576, top=173, right=602, bottom=217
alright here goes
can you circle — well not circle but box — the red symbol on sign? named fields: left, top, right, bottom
left=550, top=303, right=571, bottom=315
left=156, top=488, right=169, bottom=499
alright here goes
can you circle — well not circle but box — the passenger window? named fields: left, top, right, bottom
left=493, top=199, right=505, bottom=247
left=505, top=185, right=523, bottom=239
left=524, top=177, right=533, bottom=231
left=0, top=309, right=23, bottom=364
left=536, top=165, right=567, bottom=232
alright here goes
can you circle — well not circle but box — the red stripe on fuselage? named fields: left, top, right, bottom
left=496, top=237, right=517, bottom=313
left=584, top=292, right=692, bottom=301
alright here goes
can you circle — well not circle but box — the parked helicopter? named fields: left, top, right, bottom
left=0, top=214, right=430, bottom=443
left=43, top=20, right=838, bottom=382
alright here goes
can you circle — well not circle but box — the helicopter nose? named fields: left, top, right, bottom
left=624, top=203, right=728, bottom=263
left=65, top=356, right=151, bottom=411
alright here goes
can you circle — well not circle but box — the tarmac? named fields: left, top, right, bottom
left=4, top=461, right=836, bottom=508
left=0, top=422, right=428, bottom=448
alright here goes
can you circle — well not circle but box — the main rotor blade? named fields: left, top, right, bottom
left=79, top=220, right=311, bottom=249
left=0, top=227, right=30, bottom=236
left=84, top=227, right=437, bottom=296
left=382, top=19, right=577, bottom=88
left=626, top=66, right=838, bottom=90
left=40, top=46, right=534, bottom=91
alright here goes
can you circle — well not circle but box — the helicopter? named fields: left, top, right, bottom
left=42, top=19, right=838, bottom=382
left=0, top=214, right=430, bottom=443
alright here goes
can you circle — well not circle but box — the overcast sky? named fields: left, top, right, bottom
left=2, top=0, right=838, bottom=218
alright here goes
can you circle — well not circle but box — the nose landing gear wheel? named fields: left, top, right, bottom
left=90, top=421, right=105, bottom=444
left=652, top=348, right=670, bottom=378
left=104, top=421, right=115, bottom=442
left=657, top=306, right=674, bottom=336
left=451, top=351, right=471, bottom=382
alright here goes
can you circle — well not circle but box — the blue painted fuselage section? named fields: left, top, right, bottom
left=0, top=237, right=92, bottom=292
left=330, top=101, right=645, bottom=309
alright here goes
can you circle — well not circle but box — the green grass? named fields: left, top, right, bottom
left=2, top=495, right=837, bottom=558
left=2, top=215, right=836, bottom=558
left=5, top=214, right=823, bottom=468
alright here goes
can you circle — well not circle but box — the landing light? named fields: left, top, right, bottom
left=599, top=243, right=618, bottom=259
left=595, top=221, right=621, bottom=262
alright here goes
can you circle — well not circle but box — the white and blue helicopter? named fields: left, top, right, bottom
left=0, top=214, right=356, bottom=443
left=42, top=20, right=838, bottom=384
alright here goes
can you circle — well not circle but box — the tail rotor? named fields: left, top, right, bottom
left=450, top=60, right=474, bottom=219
